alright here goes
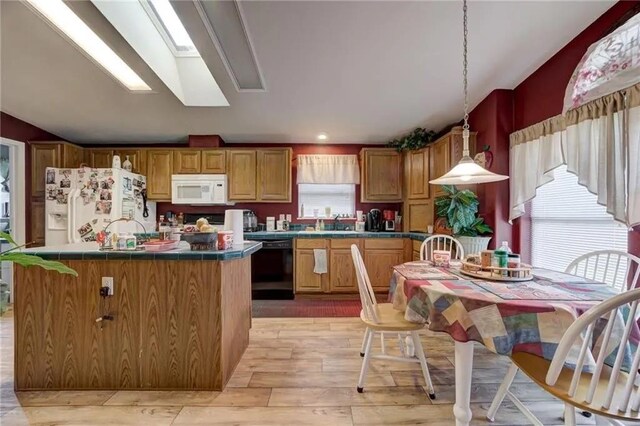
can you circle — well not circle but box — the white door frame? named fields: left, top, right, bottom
left=1, top=138, right=26, bottom=246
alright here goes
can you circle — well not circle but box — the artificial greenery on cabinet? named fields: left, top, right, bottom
left=387, top=127, right=436, bottom=152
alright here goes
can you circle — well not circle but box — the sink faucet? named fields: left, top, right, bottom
left=334, top=214, right=342, bottom=231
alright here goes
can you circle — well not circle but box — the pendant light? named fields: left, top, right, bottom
left=429, top=0, right=508, bottom=185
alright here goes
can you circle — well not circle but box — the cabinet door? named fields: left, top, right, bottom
left=30, top=143, right=61, bottom=198
left=173, top=150, right=201, bottom=174
left=329, top=248, right=358, bottom=292
left=146, top=150, right=173, bottom=200
left=257, top=149, right=291, bottom=202
left=407, top=148, right=429, bottom=199
left=227, top=150, right=257, bottom=201
left=201, top=150, right=226, bottom=174
left=361, top=149, right=402, bottom=202
left=88, top=149, right=114, bottom=168
left=430, top=138, right=451, bottom=197
left=406, top=200, right=433, bottom=233
left=364, top=249, right=405, bottom=292
left=113, top=149, right=146, bottom=175
left=31, top=200, right=45, bottom=247
left=62, top=144, right=84, bottom=169
left=295, top=249, right=324, bottom=293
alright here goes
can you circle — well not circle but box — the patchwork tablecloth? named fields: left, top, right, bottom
left=390, top=261, right=637, bottom=367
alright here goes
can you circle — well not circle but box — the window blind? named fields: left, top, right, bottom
left=298, top=184, right=355, bottom=218
left=531, top=165, right=628, bottom=273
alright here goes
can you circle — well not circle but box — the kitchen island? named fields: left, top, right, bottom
left=13, top=241, right=261, bottom=391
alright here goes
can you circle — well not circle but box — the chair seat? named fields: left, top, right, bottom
left=360, top=303, right=424, bottom=332
left=512, top=352, right=640, bottom=421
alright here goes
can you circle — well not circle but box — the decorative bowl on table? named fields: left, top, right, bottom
left=180, top=231, right=218, bottom=251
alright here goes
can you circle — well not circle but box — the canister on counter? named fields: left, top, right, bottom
left=481, top=250, right=493, bottom=268
left=217, top=230, right=234, bottom=250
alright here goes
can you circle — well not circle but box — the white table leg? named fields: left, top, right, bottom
left=453, top=341, right=474, bottom=426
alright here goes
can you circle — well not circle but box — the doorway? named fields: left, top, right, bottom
left=0, top=138, right=26, bottom=304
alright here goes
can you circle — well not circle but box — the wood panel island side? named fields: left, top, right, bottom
left=13, top=241, right=261, bottom=391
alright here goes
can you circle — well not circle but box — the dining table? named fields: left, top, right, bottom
left=389, top=260, right=629, bottom=426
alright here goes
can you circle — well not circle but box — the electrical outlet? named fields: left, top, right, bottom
left=101, top=277, right=114, bottom=296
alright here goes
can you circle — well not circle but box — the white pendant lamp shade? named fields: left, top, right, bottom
left=429, top=0, right=508, bottom=186
left=429, top=156, right=508, bottom=184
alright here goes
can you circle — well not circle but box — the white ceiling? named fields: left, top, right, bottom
left=0, top=0, right=614, bottom=144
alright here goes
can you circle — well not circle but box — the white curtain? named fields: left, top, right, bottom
left=509, top=84, right=640, bottom=228
left=297, top=155, right=360, bottom=184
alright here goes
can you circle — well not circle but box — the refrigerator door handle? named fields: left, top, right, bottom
left=66, top=189, right=74, bottom=244
left=69, top=189, right=78, bottom=244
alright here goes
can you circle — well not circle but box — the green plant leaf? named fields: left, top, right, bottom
left=0, top=231, right=16, bottom=247
left=2, top=253, right=78, bottom=276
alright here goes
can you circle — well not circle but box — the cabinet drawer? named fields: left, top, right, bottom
left=330, top=239, right=361, bottom=249
left=296, top=239, right=327, bottom=249
left=364, top=239, right=404, bottom=250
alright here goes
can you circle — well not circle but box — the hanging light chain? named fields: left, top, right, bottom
left=462, top=0, right=469, bottom=131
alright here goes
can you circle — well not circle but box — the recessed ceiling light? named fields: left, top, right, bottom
left=26, top=0, right=151, bottom=91
left=316, top=133, right=328, bottom=141
left=143, top=0, right=198, bottom=56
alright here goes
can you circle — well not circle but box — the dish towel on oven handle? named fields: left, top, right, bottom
left=313, top=249, right=328, bottom=274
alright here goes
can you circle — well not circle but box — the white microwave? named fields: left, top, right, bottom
left=171, top=174, right=231, bottom=205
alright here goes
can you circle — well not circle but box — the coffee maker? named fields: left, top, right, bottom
left=366, top=209, right=382, bottom=232
left=383, top=210, right=395, bottom=231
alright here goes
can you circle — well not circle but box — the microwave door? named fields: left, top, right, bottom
left=176, top=184, right=206, bottom=204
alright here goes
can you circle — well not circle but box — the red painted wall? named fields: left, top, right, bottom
left=157, top=143, right=402, bottom=224
left=468, top=1, right=640, bottom=260
left=468, top=90, right=514, bottom=250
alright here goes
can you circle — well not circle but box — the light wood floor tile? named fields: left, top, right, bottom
left=249, top=330, right=280, bottom=339
left=242, top=348, right=293, bottom=360
left=249, top=371, right=396, bottom=388
left=104, top=391, right=220, bottom=406
left=313, top=317, right=362, bottom=323
left=16, top=391, right=116, bottom=406
left=447, top=354, right=511, bottom=369
left=226, top=371, right=253, bottom=388
left=253, top=322, right=330, bottom=331
left=391, top=367, right=531, bottom=387
left=322, top=356, right=453, bottom=372
left=278, top=329, right=367, bottom=339
left=172, top=406, right=353, bottom=425
left=249, top=337, right=351, bottom=349
left=291, top=347, right=365, bottom=359
left=208, top=388, right=272, bottom=407
left=426, top=382, right=556, bottom=405
left=236, top=359, right=322, bottom=372
left=269, top=386, right=431, bottom=407
left=2, top=406, right=180, bottom=425
left=351, top=404, right=454, bottom=425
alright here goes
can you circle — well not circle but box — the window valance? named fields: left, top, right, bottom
left=296, top=154, right=360, bottom=184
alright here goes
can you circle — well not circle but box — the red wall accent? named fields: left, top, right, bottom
left=157, top=143, right=402, bottom=224
left=468, top=1, right=640, bottom=259
left=468, top=90, right=515, bottom=251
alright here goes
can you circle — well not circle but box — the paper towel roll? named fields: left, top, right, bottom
left=224, top=209, right=245, bottom=246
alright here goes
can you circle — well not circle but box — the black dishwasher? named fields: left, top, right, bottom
left=249, top=239, right=294, bottom=300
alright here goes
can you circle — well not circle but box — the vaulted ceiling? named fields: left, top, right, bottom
left=0, top=1, right=614, bottom=144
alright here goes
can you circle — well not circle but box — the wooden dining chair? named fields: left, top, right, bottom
left=487, top=250, right=640, bottom=424
left=511, top=287, right=640, bottom=425
left=351, top=244, right=436, bottom=399
left=419, top=234, right=465, bottom=261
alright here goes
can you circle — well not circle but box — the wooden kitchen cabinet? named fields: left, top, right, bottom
left=30, top=200, right=45, bottom=246
left=360, top=148, right=402, bottom=202
left=227, top=150, right=257, bottom=201
left=146, top=150, right=173, bottom=200
left=406, top=148, right=430, bottom=200
left=257, top=149, right=291, bottom=202
left=405, top=199, right=433, bottom=233
left=295, top=250, right=325, bottom=293
left=113, top=149, right=146, bottom=174
left=329, top=239, right=361, bottom=293
left=364, top=248, right=405, bottom=292
left=201, top=150, right=226, bottom=173
left=173, top=150, right=201, bottom=174
left=87, top=149, right=113, bottom=168
left=30, top=143, right=62, bottom=198
left=62, top=144, right=85, bottom=169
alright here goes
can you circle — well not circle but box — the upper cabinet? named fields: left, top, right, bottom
left=405, top=148, right=430, bottom=200
left=87, top=149, right=113, bottom=169
left=430, top=126, right=475, bottom=197
left=173, top=150, right=201, bottom=174
left=62, top=144, right=85, bottom=169
left=146, top=150, right=173, bottom=200
left=201, top=150, right=226, bottom=174
left=228, top=148, right=292, bottom=202
left=30, top=143, right=63, bottom=198
left=227, top=150, right=257, bottom=201
left=257, top=148, right=291, bottom=202
left=360, top=148, right=402, bottom=202
left=113, top=149, right=146, bottom=175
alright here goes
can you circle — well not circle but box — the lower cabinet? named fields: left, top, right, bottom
left=30, top=200, right=46, bottom=247
left=294, top=238, right=408, bottom=294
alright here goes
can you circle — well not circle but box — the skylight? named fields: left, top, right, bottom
left=141, top=0, right=199, bottom=57
left=26, top=0, right=151, bottom=91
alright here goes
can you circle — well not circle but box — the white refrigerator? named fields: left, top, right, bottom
left=45, top=167, right=156, bottom=246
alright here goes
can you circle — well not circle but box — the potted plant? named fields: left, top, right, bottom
left=434, top=185, right=492, bottom=255
left=387, top=127, right=436, bottom=152
left=0, top=232, right=77, bottom=314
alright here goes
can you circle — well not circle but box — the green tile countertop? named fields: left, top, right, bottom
left=22, top=241, right=262, bottom=261
left=244, top=231, right=430, bottom=241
